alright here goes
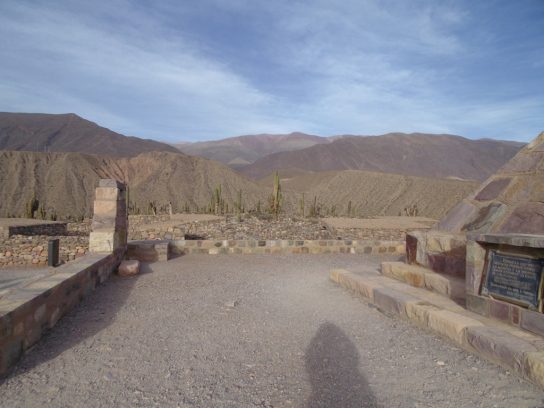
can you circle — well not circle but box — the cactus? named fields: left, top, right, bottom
left=309, top=196, right=318, bottom=218
left=38, top=204, right=46, bottom=220
left=269, top=172, right=282, bottom=219
left=26, top=194, right=39, bottom=219
left=148, top=201, right=157, bottom=215
left=210, top=184, right=225, bottom=215
left=299, top=193, right=305, bottom=218
left=235, top=189, right=243, bottom=221
left=347, top=200, right=352, bottom=217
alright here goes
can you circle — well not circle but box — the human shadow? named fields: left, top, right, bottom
left=305, top=322, right=377, bottom=408
left=0, top=261, right=156, bottom=382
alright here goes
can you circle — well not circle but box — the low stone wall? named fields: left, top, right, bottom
left=0, top=222, right=68, bottom=239
left=0, top=249, right=124, bottom=375
left=128, top=214, right=171, bottom=226
left=128, top=225, right=186, bottom=241
left=0, top=235, right=89, bottom=268
left=169, top=239, right=406, bottom=256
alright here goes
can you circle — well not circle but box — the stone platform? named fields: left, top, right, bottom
left=330, top=268, right=544, bottom=388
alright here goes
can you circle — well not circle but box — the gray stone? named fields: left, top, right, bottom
left=436, top=201, right=478, bottom=233
left=465, top=326, right=537, bottom=371
left=462, top=202, right=508, bottom=233
left=475, top=178, right=511, bottom=201
left=498, top=202, right=544, bottom=234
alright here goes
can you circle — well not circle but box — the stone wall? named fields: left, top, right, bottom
left=128, top=214, right=172, bottom=226
left=171, top=239, right=405, bottom=256
left=0, top=235, right=89, bottom=268
left=0, top=249, right=124, bottom=375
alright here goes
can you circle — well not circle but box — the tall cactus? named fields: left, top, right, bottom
left=26, top=194, right=39, bottom=219
left=299, top=193, right=305, bottom=218
left=210, top=184, right=224, bottom=215
left=270, top=172, right=282, bottom=219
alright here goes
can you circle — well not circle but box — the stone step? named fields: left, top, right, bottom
left=127, top=240, right=169, bottom=262
left=381, top=261, right=465, bottom=303
left=329, top=268, right=544, bottom=390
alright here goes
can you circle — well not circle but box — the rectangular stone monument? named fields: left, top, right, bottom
left=89, top=179, right=128, bottom=253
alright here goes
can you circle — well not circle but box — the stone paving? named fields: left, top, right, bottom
left=0, top=254, right=542, bottom=407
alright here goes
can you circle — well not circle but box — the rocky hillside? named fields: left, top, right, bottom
left=0, top=150, right=479, bottom=220
left=274, top=170, right=479, bottom=219
left=0, top=112, right=178, bottom=157
left=239, top=133, right=524, bottom=181
left=177, top=132, right=331, bottom=167
left=0, top=150, right=267, bottom=219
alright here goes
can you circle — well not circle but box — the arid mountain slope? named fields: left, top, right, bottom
left=0, top=112, right=178, bottom=156
left=240, top=133, right=524, bottom=180
left=0, top=150, right=267, bottom=219
left=274, top=170, right=479, bottom=219
left=0, top=150, right=479, bottom=220
left=177, top=132, right=331, bottom=166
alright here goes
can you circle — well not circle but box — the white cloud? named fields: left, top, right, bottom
left=0, top=0, right=541, bottom=142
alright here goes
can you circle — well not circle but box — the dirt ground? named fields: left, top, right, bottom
left=1, top=254, right=542, bottom=407
left=322, top=216, right=436, bottom=230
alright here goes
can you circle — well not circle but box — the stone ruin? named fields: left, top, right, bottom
left=406, top=131, right=544, bottom=334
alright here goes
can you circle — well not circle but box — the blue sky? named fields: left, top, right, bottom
left=0, top=0, right=542, bottom=142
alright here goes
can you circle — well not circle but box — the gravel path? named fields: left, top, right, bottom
left=1, top=254, right=543, bottom=407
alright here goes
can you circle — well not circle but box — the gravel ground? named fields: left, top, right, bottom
left=1, top=254, right=543, bottom=408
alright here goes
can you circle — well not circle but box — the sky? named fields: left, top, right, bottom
left=0, top=1, right=543, bottom=142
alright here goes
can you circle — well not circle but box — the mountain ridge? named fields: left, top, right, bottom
left=238, top=133, right=524, bottom=181
left=0, top=112, right=179, bottom=157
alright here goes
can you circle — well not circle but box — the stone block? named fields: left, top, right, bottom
left=427, top=309, right=483, bottom=344
left=489, top=298, right=510, bottom=322
left=524, top=352, right=544, bottom=388
left=436, top=201, right=478, bottom=233
left=462, top=202, right=508, bottom=234
left=466, top=293, right=489, bottom=317
left=520, top=309, right=544, bottom=337
left=498, top=202, right=544, bottom=234
left=466, top=326, right=537, bottom=372
left=424, top=272, right=465, bottom=301
left=99, top=179, right=125, bottom=189
left=373, top=287, right=420, bottom=317
left=118, top=260, right=140, bottom=277
left=383, top=262, right=425, bottom=288
left=94, top=187, right=121, bottom=201
left=92, top=200, right=119, bottom=216
left=405, top=301, right=441, bottom=327
left=475, top=178, right=512, bottom=201
left=466, top=240, right=486, bottom=264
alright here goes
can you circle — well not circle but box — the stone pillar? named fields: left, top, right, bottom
left=89, top=179, right=128, bottom=253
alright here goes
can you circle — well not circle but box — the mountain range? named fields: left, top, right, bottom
left=176, top=132, right=332, bottom=168
left=0, top=112, right=525, bottom=220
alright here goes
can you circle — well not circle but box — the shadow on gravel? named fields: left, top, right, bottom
left=305, top=322, right=376, bottom=408
left=1, top=262, right=155, bottom=382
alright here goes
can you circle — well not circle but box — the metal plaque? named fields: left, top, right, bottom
left=483, top=251, right=544, bottom=309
